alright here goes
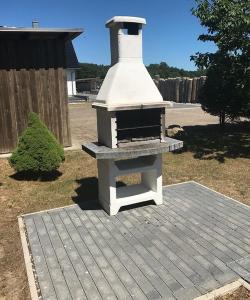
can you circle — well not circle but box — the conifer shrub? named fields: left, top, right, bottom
left=9, top=112, right=65, bottom=174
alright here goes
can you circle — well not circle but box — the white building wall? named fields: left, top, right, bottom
left=66, top=69, right=76, bottom=96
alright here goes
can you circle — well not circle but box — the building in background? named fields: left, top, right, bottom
left=76, top=77, right=102, bottom=94
left=0, top=22, right=83, bottom=153
left=65, top=40, right=80, bottom=96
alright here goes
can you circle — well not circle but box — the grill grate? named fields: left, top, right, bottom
left=116, top=108, right=162, bottom=145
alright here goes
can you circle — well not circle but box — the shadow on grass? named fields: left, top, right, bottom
left=10, top=170, right=62, bottom=181
left=173, top=122, right=250, bottom=163
left=72, top=177, right=127, bottom=211
left=72, top=177, right=100, bottom=210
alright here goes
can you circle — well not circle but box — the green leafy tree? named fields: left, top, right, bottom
left=191, top=0, right=250, bottom=125
left=76, top=63, right=109, bottom=79
left=147, top=62, right=206, bottom=78
left=9, top=112, right=65, bottom=174
left=76, top=62, right=206, bottom=80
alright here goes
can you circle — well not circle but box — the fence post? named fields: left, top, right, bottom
left=187, top=78, right=192, bottom=103
left=156, top=76, right=206, bottom=103
left=175, top=78, right=181, bottom=103
left=191, top=78, right=197, bottom=103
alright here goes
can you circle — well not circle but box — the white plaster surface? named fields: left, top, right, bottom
left=96, top=62, right=163, bottom=105
left=97, top=154, right=163, bottom=215
left=96, top=16, right=163, bottom=106
left=106, top=16, right=146, bottom=27
left=66, top=69, right=76, bottom=96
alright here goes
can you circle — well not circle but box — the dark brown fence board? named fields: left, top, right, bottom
left=0, top=38, right=71, bottom=153
left=156, top=76, right=207, bottom=104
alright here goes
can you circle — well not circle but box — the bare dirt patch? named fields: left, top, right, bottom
left=216, top=286, right=250, bottom=300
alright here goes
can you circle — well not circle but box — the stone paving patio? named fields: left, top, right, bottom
left=21, top=181, right=250, bottom=300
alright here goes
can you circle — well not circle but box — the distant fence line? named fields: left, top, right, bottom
left=155, top=76, right=207, bottom=103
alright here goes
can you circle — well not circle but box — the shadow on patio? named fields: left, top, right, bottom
left=72, top=177, right=127, bottom=210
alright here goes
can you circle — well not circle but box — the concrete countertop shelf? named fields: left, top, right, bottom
left=82, top=137, right=183, bottom=160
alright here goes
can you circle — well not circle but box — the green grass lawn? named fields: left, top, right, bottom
left=0, top=122, right=249, bottom=299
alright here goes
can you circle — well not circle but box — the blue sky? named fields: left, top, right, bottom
left=1, top=0, right=216, bottom=70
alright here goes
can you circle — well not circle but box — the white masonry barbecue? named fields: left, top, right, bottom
left=93, top=16, right=166, bottom=148
left=83, top=16, right=183, bottom=215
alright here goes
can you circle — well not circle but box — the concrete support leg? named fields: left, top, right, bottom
left=97, top=159, right=120, bottom=215
left=141, top=154, right=163, bottom=205
left=97, top=154, right=163, bottom=215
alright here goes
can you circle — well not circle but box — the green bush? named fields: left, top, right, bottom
left=9, top=112, right=65, bottom=173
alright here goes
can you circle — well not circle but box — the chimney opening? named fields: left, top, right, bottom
left=123, top=22, right=139, bottom=35
left=32, top=20, right=39, bottom=28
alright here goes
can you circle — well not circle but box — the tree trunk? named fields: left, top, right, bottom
left=219, top=111, right=225, bottom=126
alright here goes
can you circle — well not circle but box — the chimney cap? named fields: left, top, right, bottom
left=106, top=16, right=146, bottom=28
left=32, top=20, right=39, bottom=28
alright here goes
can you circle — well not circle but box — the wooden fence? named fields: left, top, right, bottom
left=156, top=76, right=206, bottom=103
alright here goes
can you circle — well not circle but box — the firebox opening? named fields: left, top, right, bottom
left=116, top=108, right=162, bottom=146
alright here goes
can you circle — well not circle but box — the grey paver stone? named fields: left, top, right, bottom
left=22, top=182, right=250, bottom=300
